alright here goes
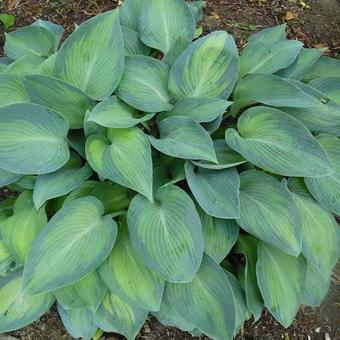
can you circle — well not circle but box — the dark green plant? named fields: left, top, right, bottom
left=0, top=0, right=339, bottom=339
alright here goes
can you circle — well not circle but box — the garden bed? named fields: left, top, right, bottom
left=0, top=0, right=339, bottom=339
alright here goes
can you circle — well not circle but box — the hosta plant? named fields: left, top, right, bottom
left=0, top=0, right=339, bottom=339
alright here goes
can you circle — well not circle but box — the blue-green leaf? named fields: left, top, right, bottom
left=191, top=139, right=246, bottom=170
left=86, top=127, right=153, bottom=200
left=235, top=234, right=263, bottom=321
left=22, top=197, right=117, bottom=294
left=237, top=171, right=301, bottom=256
left=117, top=55, right=173, bottom=112
left=305, top=135, right=340, bottom=216
left=248, top=24, right=286, bottom=44
left=240, top=40, right=302, bottom=77
left=157, top=97, right=231, bottom=123
left=139, top=0, right=195, bottom=54
left=23, top=75, right=95, bottom=129
left=55, top=271, right=106, bottom=311
left=33, top=162, right=92, bottom=209
left=95, top=291, right=148, bottom=339
left=149, top=116, right=217, bottom=163
left=0, top=103, right=70, bottom=175
left=165, top=254, right=236, bottom=340
left=0, top=272, right=54, bottom=332
left=99, top=224, right=165, bottom=311
left=185, top=162, right=240, bottom=219
left=122, top=26, right=151, bottom=55
left=87, top=95, right=154, bottom=128
left=58, top=305, right=98, bottom=340
left=276, top=48, right=325, bottom=80
left=127, top=185, right=204, bottom=283
left=4, top=26, right=55, bottom=60
left=226, top=106, right=334, bottom=178
left=54, top=10, right=124, bottom=100
left=168, top=31, right=240, bottom=99
left=304, top=56, right=340, bottom=81
left=198, top=207, right=239, bottom=263
left=256, top=242, right=306, bottom=327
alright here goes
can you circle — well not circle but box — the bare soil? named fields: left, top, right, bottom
left=0, top=0, right=339, bottom=339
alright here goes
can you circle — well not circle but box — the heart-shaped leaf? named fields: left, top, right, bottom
left=99, top=223, right=165, bottom=311
left=185, top=162, right=240, bottom=219
left=198, top=207, right=239, bottom=263
left=86, top=127, right=153, bottom=200
left=127, top=185, right=204, bottom=283
left=95, top=291, right=148, bottom=340
left=54, top=10, right=124, bottom=100
left=305, top=135, right=340, bottom=215
left=0, top=272, right=54, bottom=332
left=237, top=171, right=301, bottom=256
left=164, top=254, right=236, bottom=340
left=23, top=197, right=117, bottom=294
left=117, top=55, right=173, bottom=112
left=55, top=270, right=106, bottom=311
left=256, top=242, right=306, bottom=327
left=226, top=106, right=333, bottom=178
left=169, top=31, right=239, bottom=100
left=0, top=103, right=70, bottom=175
left=139, top=0, right=195, bottom=54
left=87, top=95, right=154, bottom=128
left=149, top=116, right=217, bottom=163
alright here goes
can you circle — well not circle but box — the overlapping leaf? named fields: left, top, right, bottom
left=33, top=159, right=92, bottom=209
left=86, top=95, right=154, bottom=128
left=148, top=116, right=217, bottom=163
left=256, top=242, right=306, bottom=327
left=86, top=127, right=153, bottom=200
left=95, top=291, right=148, bottom=340
left=198, top=207, right=239, bottom=263
left=165, top=254, right=236, bottom=340
left=237, top=171, right=301, bottom=255
left=235, top=234, right=263, bottom=321
left=0, top=272, right=54, bottom=332
left=226, top=106, right=333, bottom=177
left=139, top=0, right=195, bottom=54
left=58, top=306, right=98, bottom=340
left=22, top=197, right=117, bottom=294
left=0, top=192, right=47, bottom=263
left=240, top=40, right=302, bottom=77
left=117, top=55, right=173, bottom=112
left=0, top=103, right=70, bottom=175
left=55, top=270, right=106, bottom=311
left=185, top=162, right=240, bottom=219
left=54, top=10, right=124, bottom=100
left=305, top=135, right=340, bottom=214
left=168, top=31, right=240, bottom=99
left=99, top=224, right=165, bottom=311
left=4, top=26, right=55, bottom=60
left=127, top=185, right=204, bottom=283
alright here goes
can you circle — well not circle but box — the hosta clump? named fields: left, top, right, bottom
left=0, top=0, right=339, bottom=339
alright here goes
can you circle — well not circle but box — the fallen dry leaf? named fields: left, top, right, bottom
left=285, top=11, right=296, bottom=21
left=4, top=0, right=21, bottom=10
